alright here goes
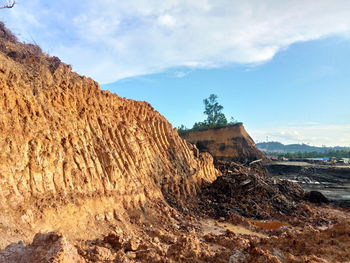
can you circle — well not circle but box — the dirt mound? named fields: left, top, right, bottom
left=304, top=191, right=329, bottom=204
left=199, top=161, right=305, bottom=219
left=0, top=22, right=218, bottom=247
left=0, top=231, right=84, bottom=263
left=180, top=124, right=266, bottom=163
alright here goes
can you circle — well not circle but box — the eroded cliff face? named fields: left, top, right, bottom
left=180, top=124, right=266, bottom=163
left=1, top=25, right=350, bottom=263
left=0, top=26, right=218, bottom=247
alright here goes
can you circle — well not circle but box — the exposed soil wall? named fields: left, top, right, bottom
left=0, top=26, right=219, bottom=247
left=180, top=124, right=266, bottom=163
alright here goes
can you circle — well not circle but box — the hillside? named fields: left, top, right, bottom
left=257, top=141, right=350, bottom=153
left=0, top=22, right=219, bottom=249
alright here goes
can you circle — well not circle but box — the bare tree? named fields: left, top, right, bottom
left=0, top=0, right=15, bottom=9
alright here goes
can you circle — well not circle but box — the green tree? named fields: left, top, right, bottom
left=192, top=121, right=207, bottom=130
left=177, top=124, right=188, bottom=134
left=177, top=94, right=240, bottom=133
left=203, top=94, right=228, bottom=126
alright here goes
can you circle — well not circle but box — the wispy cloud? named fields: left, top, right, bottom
left=3, top=0, right=350, bottom=83
left=251, top=124, right=350, bottom=147
left=172, top=69, right=194, bottom=78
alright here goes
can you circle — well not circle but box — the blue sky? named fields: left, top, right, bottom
left=105, top=37, right=350, bottom=146
left=1, top=0, right=350, bottom=146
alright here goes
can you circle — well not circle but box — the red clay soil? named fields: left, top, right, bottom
left=0, top=22, right=349, bottom=263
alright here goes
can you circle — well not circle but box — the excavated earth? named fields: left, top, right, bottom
left=0, top=23, right=349, bottom=263
left=180, top=124, right=266, bottom=163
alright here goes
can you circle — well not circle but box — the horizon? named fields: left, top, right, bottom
left=256, top=141, right=350, bottom=148
left=1, top=1, right=350, bottom=147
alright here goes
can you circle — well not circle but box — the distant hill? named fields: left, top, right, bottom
left=257, top=141, right=350, bottom=153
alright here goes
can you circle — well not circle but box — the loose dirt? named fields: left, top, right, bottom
left=200, top=219, right=267, bottom=238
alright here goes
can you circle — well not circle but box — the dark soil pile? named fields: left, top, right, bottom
left=199, top=161, right=306, bottom=219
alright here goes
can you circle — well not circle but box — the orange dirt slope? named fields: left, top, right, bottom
left=0, top=22, right=219, bottom=248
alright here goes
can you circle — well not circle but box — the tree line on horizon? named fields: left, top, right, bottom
left=257, top=141, right=350, bottom=153
left=258, top=141, right=350, bottom=159
left=264, top=150, right=350, bottom=159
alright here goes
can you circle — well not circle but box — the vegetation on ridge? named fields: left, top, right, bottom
left=178, top=94, right=239, bottom=134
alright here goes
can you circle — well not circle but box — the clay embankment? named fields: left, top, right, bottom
left=0, top=23, right=218, bottom=248
left=180, top=124, right=266, bottom=163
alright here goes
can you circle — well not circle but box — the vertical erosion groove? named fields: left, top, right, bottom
left=0, top=48, right=219, bottom=215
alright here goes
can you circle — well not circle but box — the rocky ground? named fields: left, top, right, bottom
left=1, top=161, right=349, bottom=263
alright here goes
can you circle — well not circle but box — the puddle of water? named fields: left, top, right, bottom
left=249, top=220, right=290, bottom=231
left=217, top=221, right=267, bottom=238
left=201, top=219, right=267, bottom=238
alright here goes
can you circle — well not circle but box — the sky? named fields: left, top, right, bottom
left=1, top=0, right=350, bottom=146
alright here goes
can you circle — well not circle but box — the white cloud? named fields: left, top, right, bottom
left=158, top=14, right=177, bottom=28
left=3, top=0, right=350, bottom=83
left=251, top=124, right=350, bottom=147
left=172, top=69, right=194, bottom=78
